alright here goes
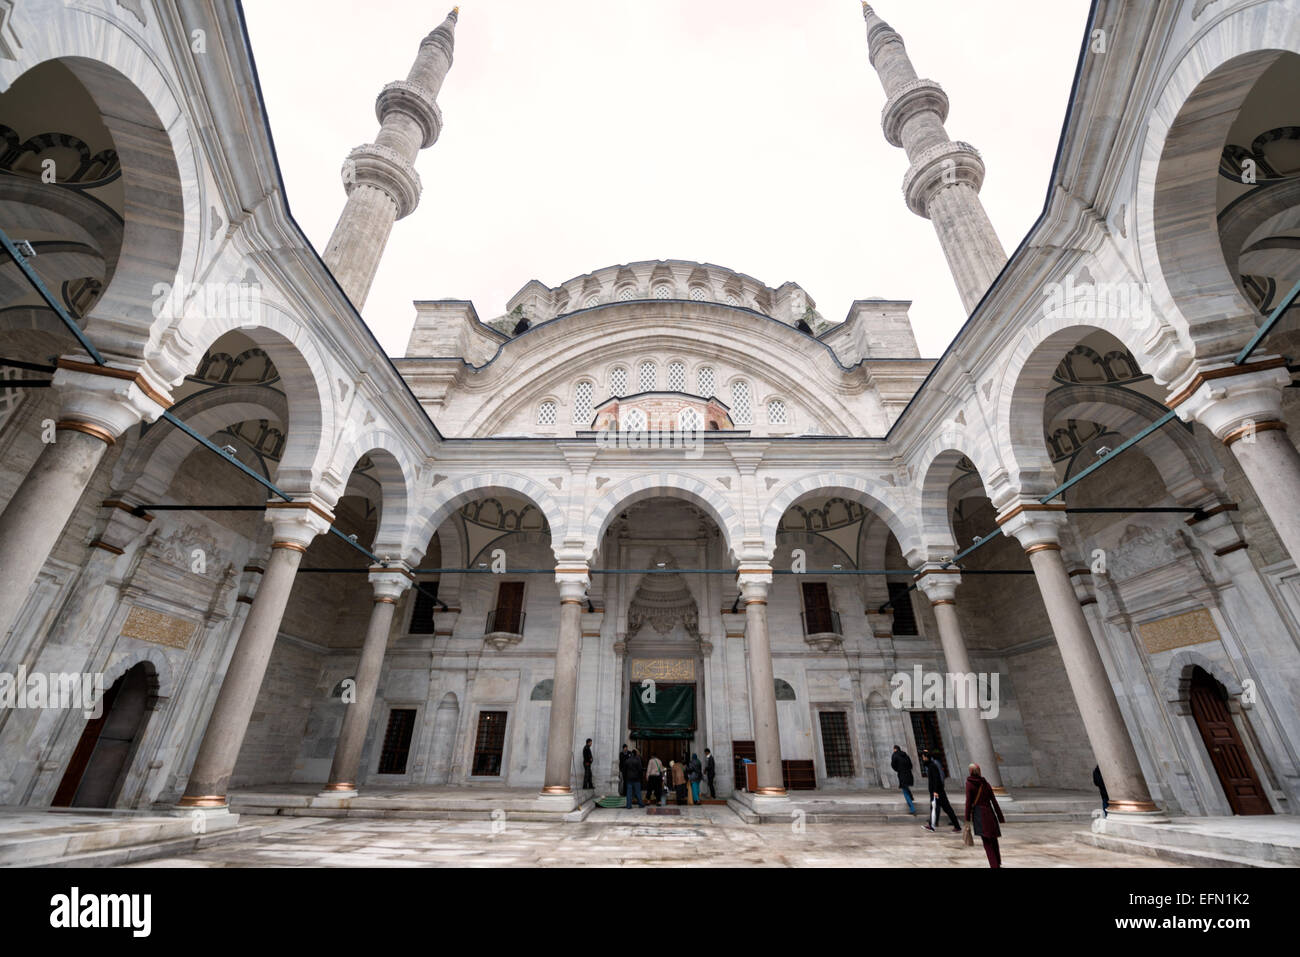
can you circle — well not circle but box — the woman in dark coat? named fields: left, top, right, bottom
left=688, top=753, right=704, bottom=804
left=964, top=763, right=1006, bottom=868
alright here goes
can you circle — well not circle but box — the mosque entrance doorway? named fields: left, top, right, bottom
left=52, top=662, right=155, bottom=807
left=1189, top=668, right=1272, bottom=815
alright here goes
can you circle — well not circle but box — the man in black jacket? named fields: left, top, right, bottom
left=1093, top=765, right=1109, bottom=817
left=618, top=745, right=629, bottom=796
left=890, top=745, right=916, bottom=815
left=582, top=739, right=594, bottom=790
left=704, top=748, right=717, bottom=799
left=624, top=748, right=645, bottom=808
left=921, top=750, right=960, bottom=832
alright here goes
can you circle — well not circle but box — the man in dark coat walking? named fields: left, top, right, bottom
left=921, top=750, right=961, bottom=832
left=704, top=748, right=717, bottom=799
left=582, top=739, right=594, bottom=790
left=1093, top=765, right=1109, bottom=817
left=624, top=748, right=645, bottom=808
left=618, top=744, right=629, bottom=796
left=890, top=745, right=916, bottom=815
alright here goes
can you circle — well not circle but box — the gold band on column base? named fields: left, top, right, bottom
left=754, top=786, right=787, bottom=796
left=1222, top=420, right=1286, bottom=447
left=373, top=596, right=396, bottom=604
left=1024, top=543, right=1061, bottom=556
left=744, top=598, right=767, bottom=606
left=991, top=785, right=1009, bottom=796
left=930, top=599, right=955, bottom=607
left=271, top=541, right=308, bottom=553
left=1107, top=799, right=1160, bottom=813
left=56, top=419, right=116, bottom=446
left=320, top=781, right=356, bottom=792
left=177, top=794, right=228, bottom=808
left=541, top=785, right=572, bottom=794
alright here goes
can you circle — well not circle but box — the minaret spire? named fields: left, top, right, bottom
left=861, top=3, right=1007, bottom=313
left=322, top=8, right=460, bottom=309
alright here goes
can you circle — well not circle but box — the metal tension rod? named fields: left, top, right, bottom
left=0, top=356, right=57, bottom=373
left=0, top=225, right=106, bottom=365
left=1236, top=276, right=1300, bottom=365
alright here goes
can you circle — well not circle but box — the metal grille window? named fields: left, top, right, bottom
left=472, top=711, right=508, bottom=776
left=697, top=366, right=714, bottom=396
left=678, top=408, right=703, bottom=431
left=724, top=293, right=740, bottom=307
left=623, top=407, right=647, bottom=431
left=768, top=398, right=788, bottom=425
left=731, top=380, right=752, bottom=423
left=537, top=400, right=556, bottom=426
left=618, top=287, right=636, bottom=302
left=377, top=709, right=417, bottom=774
left=409, top=581, right=439, bottom=634
left=585, top=294, right=600, bottom=308
left=654, top=284, right=672, bottom=299
left=888, top=581, right=919, bottom=636
left=638, top=361, right=657, bottom=392
left=609, top=366, right=628, bottom=396
left=572, top=381, right=593, bottom=425
left=819, top=711, right=854, bottom=777
left=689, top=286, right=707, bottom=301
left=667, top=361, right=686, bottom=392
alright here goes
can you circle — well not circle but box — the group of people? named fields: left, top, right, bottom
left=616, top=744, right=716, bottom=809
left=891, top=744, right=1006, bottom=868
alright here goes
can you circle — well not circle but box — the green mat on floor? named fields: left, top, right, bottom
left=596, top=795, right=625, bottom=808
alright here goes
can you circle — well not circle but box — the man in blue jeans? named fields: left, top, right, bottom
left=891, top=744, right=916, bottom=815
left=624, top=748, right=645, bottom=808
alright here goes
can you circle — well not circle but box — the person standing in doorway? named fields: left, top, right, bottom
left=965, top=762, right=1006, bottom=868
left=704, top=748, right=716, bottom=799
left=1093, top=765, right=1109, bottom=817
left=618, top=744, right=629, bottom=797
left=671, top=757, right=688, bottom=805
left=582, top=739, right=594, bottom=790
left=624, top=748, right=645, bottom=808
left=921, top=750, right=960, bottom=832
left=646, top=754, right=664, bottom=804
left=891, top=745, right=916, bottom=815
left=688, top=752, right=703, bottom=804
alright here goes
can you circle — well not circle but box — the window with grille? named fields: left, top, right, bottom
left=638, top=361, right=657, bottom=392
left=697, top=366, right=714, bottom=397
left=819, top=711, right=854, bottom=777
left=585, top=294, right=600, bottom=308
left=537, top=400, right=557, bottom=426
left=609, top=366, right=628, bottom=397
left=689, top=286, right=707, bottom=301
left=377, top=709, right=417, bottom=774
left=888, top=581, right=919, bottom=636
left=623, top=408, right=647, bottom=431
left=472, top=711, right=508, bottom=776
left=678, top=408, right=703, bottom=431
left=572, top=381, right=593, bottom=425
left=409, top=580, right=439, bottom=634
left=667, top=361, right=686, bottom=392
left=618, top=287, right=636, bottom=302
left=731, top=380, right=752, bottom=423
left=724, top=293, right=740, bottom=307
left=910, top=711, right=948, bottom=776
left=768, top=398, right=788, bottom=425
left=654, top=285, right=672, bottom=299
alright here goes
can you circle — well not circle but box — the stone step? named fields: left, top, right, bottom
left=1075, top=830, right=1285, bottom=868
left=1096, top=817, right=1300, bottom=867
left=0, top=809, right=247, bottom=868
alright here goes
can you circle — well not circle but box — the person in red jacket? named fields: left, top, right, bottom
left=965, top=763, right=1006, bottom=868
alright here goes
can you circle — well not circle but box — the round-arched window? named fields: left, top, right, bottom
left=731, top=380, right=752, bottom=424
left=667, top=361, right=686, bottom=392
left=609, top=366, right=628, bottom=397
left=572, top=381, right=594, bottom=425
left=537, top=400, right=557, bottom=426
left=638, top=361, right=657, bottom=392
left=654, top=285, right=673, bottom=299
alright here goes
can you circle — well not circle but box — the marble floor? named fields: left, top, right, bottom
left=124, top=806, right=1186, bottom=867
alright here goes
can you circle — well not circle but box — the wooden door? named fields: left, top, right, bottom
left=1190, top=668, right=1272, bottom=815
left=493, top=581, right=525, bottom=634
left=52, top=678, right=121, bottom=806
left=801, top=582, right=833, bottom=633
left=52, top=664, right=152, bottom=807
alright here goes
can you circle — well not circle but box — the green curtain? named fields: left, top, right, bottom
left=628, top=682, right=695, bottom=738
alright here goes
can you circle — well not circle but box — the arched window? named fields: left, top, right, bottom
left=537, top=400, right=557, bottom=426
left=623, top=408, right=648, bottom=431
left=697, top=366, right=715, bottom=397
left=689, top=286, right=707, bottom=301
left=667, top=361, right=686, bottom=392
left=584, top=294, right=600, bottom=308
left=774, top=679, right=796, bottom=701
left=767, top=398, right=788, bottom=425
left=724, top=293, right=740, bottom=307
left=530, top=679, right=553, bottom=701
left=653, top=285, right=672, bottom=299
left=731, top=380, right=752, bottom=424
left=572, top=381, right=594, bottom=425
left=609, top=366, right=628, bottom=397
left=638, top=361, right=657, bottom=393
left=678, top=407, right=703, bottom=431
left=618, top=287, right=636, bottom=302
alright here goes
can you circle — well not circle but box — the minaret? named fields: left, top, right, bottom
left=322, top=8, right=459, bottom=309
left=861, top=3, right=1007, bottom=313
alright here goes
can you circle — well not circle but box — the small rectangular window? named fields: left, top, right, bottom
left=819, top=711, right=854, bottom=777
left=409, top=581, right=439, bottom=634
left=377, top=708, right=417, bottom=774
left=472, top=711, right=508, bottom=776
left=888, top=581, right=918, bottom=636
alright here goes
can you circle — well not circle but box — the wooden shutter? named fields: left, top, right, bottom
left=494, top=581, right=525, bottom=634
left=802, top=582, right=833, bottom=633
left=472, top=711, right=508, bottom=776
left=377, top=708, right=417, bottom=774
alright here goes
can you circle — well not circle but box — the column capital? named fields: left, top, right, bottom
left=369, top=564, right=414, bottom=602
left=914, top=565, right=961, bottom=603
left=1170, top=358, right=1291, bottom=441
left=265, top=496, right=334, bottom=549
left=736, top=563, right=773, bottom=596
left=51, top=359, right=173, bottom=440
left=995, top=501, right=1067, bottom=551
left=555, top=561, right=590, bottom=602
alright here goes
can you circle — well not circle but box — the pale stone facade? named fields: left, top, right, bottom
left=0, top=0, right=1297, bottom=823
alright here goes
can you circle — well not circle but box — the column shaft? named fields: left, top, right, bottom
left=745, top=594, right=784, bottom=793
left=930, top=599, right=1004, bottom=792
left=542, top=595, right=584, bottom=792
left=1227, top=428, right=1300, bottom=568
left=323, top=596, right=399, bottom=792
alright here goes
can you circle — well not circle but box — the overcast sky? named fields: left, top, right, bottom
left=241, top=0, right=1093, bottom=360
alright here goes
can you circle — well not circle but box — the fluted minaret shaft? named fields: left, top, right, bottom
left=862, top=4, right=1006, bottom=313
left=323, top=8, right=459, bottom=309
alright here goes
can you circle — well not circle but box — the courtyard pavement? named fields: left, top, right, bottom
left=123, top=804, right=1185, bottom=867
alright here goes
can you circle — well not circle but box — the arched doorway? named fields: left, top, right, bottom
left=1189, top=667, right=1272, bottom=815
left=52, top=662, right=156, bottom=807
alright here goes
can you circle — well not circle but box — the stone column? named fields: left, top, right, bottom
left=915, top=567, right=1007, bottom=794
left=1176, top=361, right=1300, bottom=570
left=998, top=504, right=1160, bottom=816
left=739, top=566, right=784, bottom=796
left=0, top=361, right=169, bottom=643
left=178, top=499, right=332, bottom=807
left=320, top=567, right=412, bottom=797
left=540, top=562, right=589, bottom=804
